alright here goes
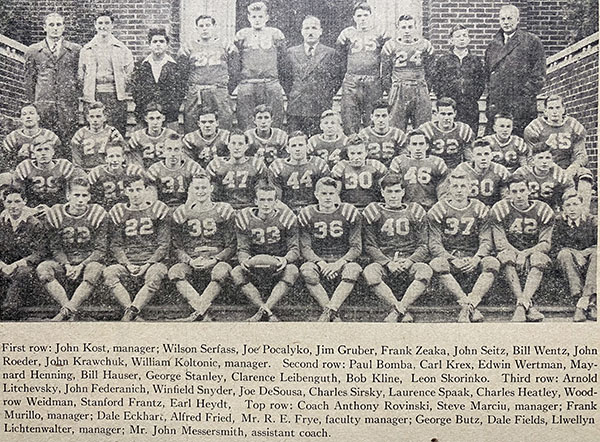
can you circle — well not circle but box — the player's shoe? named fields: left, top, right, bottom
left=178, top=310, right=207, bottom=322
left=384, top=309, right=399, bottom=323
left=267, top=313, right=280, bottom=322
left=588, top=295, right=597, bottom=320
left=400, top=312, right=414, bottom=323
left=470, top=308, right=485, bottom=323
left=51, top=306, right=74, bottom=322
left=511, top=305, right=527, bottom=322
left=121, top=306, right=140, bottom=322
left=458, top=305, right=471, bottom=323
left=246, top=308, right=267, bottom=322
left=526, top=306, right=545, bottom=322
left=573, top=307, right=587, bottom=323
left=318, top=307, right=334, bottom=322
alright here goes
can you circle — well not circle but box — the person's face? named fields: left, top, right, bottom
left=3, top=193, right=26, bottom=219
left=288, top=136, right=308, bottom=161
left=125, top=179, right=146, bottom=206
left=106, top=146, right=124, bottom=170
left=544, top=99, right=565, bottom=123
left=188, top=177, right=213, bottom=203
left=33, top=143, right=54, bottom=164
left=563, top=197, right=583, bottom=220
left=407, top=134, right=428, bottom=159
left=532, top=151, right=553, bottom=172
left=346, top=144, right=368, bottom=167
left=254, top=111, right=272, bottom=131
left=449, top=178, right=470, bottom=202
left=315, top=185, right=338, bottom=210
left=196, top=18, right=215, bottom=40
left=248, top=10, right=268, bottom=29
left=198, top=113, right=218, bottom=136
left=149, top=35, right=168, bottom=56
left=493, top=117, right=513, bottom=140
left=95, top=15, right=114, bottom=37
left=473, top=146, right=492, bottom=170
left=20, top=106, right=40, bottom=129
left=87, top=108, right=107, bottom=130
left=397, top=19, right=416, bottom=41
left=44, top=15, right=65, bottom=39
left=499, top=8, right=519, bottom=34
left=508, top=182, right=529, bottom=207
left=320, top=115, right=339, bottom=135
left=353, top=9, right=371, bottom=30
left=145, top=110, right=165, bottom=132
left=450, top=28, right=470, bottom=49
left=371, top=108, right=390, bottom=131
left=164, top=141, right=183, bottom=167
left=301, top=18, right=322, bottom=45
left=256, top=190, right=277, bottom=215
left=382, top=183, right=405, bottom=209
left=228, top=134, right=248, bottom=159
left=437, top=105, right=456, bottom=129
left=67, top=185, right=91, bottom=212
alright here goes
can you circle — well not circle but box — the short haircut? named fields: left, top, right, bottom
left=20, top=103, right=38, bottom=113
left=500, top=4, right=520, bottom=19
left=493, top=112, right=514, bottom=123
left=531, top=141, right=552, bottom=156
left=106, top=143, right=124, bottom=154
left=44, top=12, right=64, bottom=24
left=315, top=177, right=341, bottom=193
left=144, top=102, right=164, bottom=116
left=254, top=104, right=272, bottom=117
left=2, top=185, right=25, bottom=201
left=562, top=188, right=582, bottom=203
left=288, top=131, right=307, bottom=142
left=196, top=14, right=216, bottom=26
left=372, top=99, right=390, bottom=113
left=380, top=173, right=405, bottom=190
left=32, top=140, right=54, bottom=151
left=165, top=132, right=183, bottom=144
left=407, top=129, right=428, bottom=144
left=255, top=182, right=278, bottom=197
left=448, top=24, right=467, bottom=37
left=353, top=2, right=372, bottom=14
left=229, top=129, right=249, bottom=144
left=68, top=177, right=90, bottom=193
left=544, top=94, right=564, bottom=107
left=437, top=97, right=457, bottom=110
left=94, top=10, right=113, bottom=22
left=397, top=14, right=415, bottom=24
left=197, top=106, right=219, bottom=120
left=471, top=138, right=491, bottom=151
left=448, top=172, right=468, bottom=183
left=86, top=101, right=105, bottom=115
left=320, top=109, right=341, bottom=123
left=123, top=173, right=146, bottom=188
left=147, top=27, right=169, bottom=44
left=190, top=172, right=211, bottom=185
left=248, top=2, right=268, bottom=13
left=506, top=174, right=528, bottom=188
left=302, top=15, right=321, bottom=28
left=346, top=134, right=366, bottom=148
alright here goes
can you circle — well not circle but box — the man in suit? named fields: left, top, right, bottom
left=282, top=16, right=341, bottom=137
left=484, top=4, right=546, bottom=137
left=24, top=12, right=81, bottom=144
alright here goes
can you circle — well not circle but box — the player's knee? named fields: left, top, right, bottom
left=497, top=250, right=517, bottom=266
left=429, top=257, right=450, bottom=274
left=103, top=265, right=124, bottom=287
left=363, top=263, right=383, bottom=286
left=211, top=262, right=232, bottom=283
left=557, top=249, right=575, bottom=266
left=83, top=262, right=104, bottom=285
left=145, top=264, right=168, bottom=289
left=481, top=257, right=500, bottom=274
left=168, top=263, right=188, bottom=281
left=281, top=264, right=299, bottom=286
left=341, top=262, right=362, bottom=282
left=36, top=261, right=56, bottom=283
left=413, top=262, right=433, bottom=283
left=300, top=262, right=320, bottom=286
left=230, top=266, right=247, bottom=287
left=530, top=252, right=550, bottom=270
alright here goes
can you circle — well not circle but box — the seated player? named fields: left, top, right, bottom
left=182, top=108, right=230, bottom=167
left=491, top=175, right=555, bottom=322
left=551, top=190, right=597, bottom=322
left=418, top=97, right=475, bottom=170
left=104, top=174, right=170, bottom=321
left=524, top=94, right=593, bottom=209
left=70, top=101, right=125, bottom=172
left=482, top=112, right=529, bottom=173
left=331, top=134, right=387, bottom=209
left=0, top=186, right=45, bottom=320
left=389, top=129, right=448, bottom=210
left=299, top=177, right=362, bottom=321
left=36, top=178, right=107, bottom=321
left=207, top=130, right=270, bottom=209
left=88, top=144, right=145, bottom=210
left=169, top=173, right=235, bottom=321
left=270, top=131, right=330, bottom=212
left=363, top=174, right=431, bottom=322
left=128, top=102, right=179, bottom=170
left=307, top=110, right=347, bottom=168
left=245, top=105, right=288, bottom=166
left=358, top=99, right=407, bottom=166
left=513, top=142, right=574, bottom=211
left=147, top=133, right=204, bottom=208
left=231, top=183, right=299, bottom=321
left=2, top=103, right=61, bottom=170
left=428, top=173, right=499, bottom=322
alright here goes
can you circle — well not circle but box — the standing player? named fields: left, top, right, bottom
left=37, top=177, right=107, bottom=321
left=482, top=112, right=529, bottom=173
left=207, top=130, right=270, bottom=209
left=168, top=173, right=235, bottom=321
left=182, top=108, right=230, bottom=167
left=307, top=110, right=347, bottom=168
left=363, top=174, right=431, bottom=322
left=331, top=135, right=387, bottom=209
left=491, top=175, right=554, bottom=322
left=104, top=174, right=170, bottom=321
left=428, top=173, right=499, bottom=323
left=382, top=14, right=434, bottom=131
left=298, top=178, right=362, bottom=321
left=270, top=131, right=330, bottom=212
left=419, top=97, right=475, bottom=170
left=336, top=2, right=389, bottom=133
left=231, top=183, right=299, bottom=321
left=245, top=105, right=288, bottom=166
left=389, top=130, right=448, bottom=210
left=358, top=100, right=407, bottom=166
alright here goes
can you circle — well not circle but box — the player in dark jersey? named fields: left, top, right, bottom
left=358, top=100, right=407, bottom=166
left=482, top=112, right=529, bottom=173
left=36, top=177, right=107, bottom=321
left=382, top=15, right=434, bottom=131
left=168, top=173, right=235, bottom=321
left=419, top=97, right=475, bottom=170
left=231, top=183, right=299, bottom=321
left=389, top=129, right=448, bottom=210
left=182, top=107, right=230, bottom=167
left=331, top=134, right=387, bottom=209
left=298, top=177, right=362, bottom=321
left=147, top=133, right=204, bottom=208
left=363, top=174, right=431, bottom=322
left=70, top=101, right=125, bottom=172
left=245, top=105, right=288, bottom=166
left=491, top=174, right=555, bottom=322
left=429, top=173, right=499, bottom=322
left=307, top=110, right=347, bottom=167
left=270, top=131, right=330, bottom=212
left=207, top=130, right=270, bottom=209
left=552, top=190, right=597, bottom=322
left=104, top=174, right=170, bottom=321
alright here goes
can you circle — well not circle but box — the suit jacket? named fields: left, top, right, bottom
left=431, top=50, right=485, bottom=103
left=24, top=39, right=81, bottom=107
left=282, top=43, right=342, bottom=117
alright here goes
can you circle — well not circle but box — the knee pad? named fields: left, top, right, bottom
left=36, top=261, right=56, bottom=284
left=481, top=256, right=500, bottom=274
left=103, top=265, right=124, bottom=287
left=211, top=262, right=232, bottom=283
left=280, top=264, right=299, bottom=286
left=230, top=266, right=248, bottom=287
left=530, top=252, right=551, bottom=270
left=363, top=263, right=384, bottom=286
left=497, top=250, right=517, bottom=266
left=429, top=257, right=450, bottom=274
left=412, top=262, right=433, bottom=283
left=168, top=263, right=188, bottom=281
left=83, top=262, right=104, bottom=285
left=145, top=263, right=168, bottom=289
left=341, top=262, right=362, bottom=282
left=300, top=262, right=320, bottom=286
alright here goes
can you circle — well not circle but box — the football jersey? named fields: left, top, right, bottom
left=336, top=27, right=388, bottom=77
left=358, top=126, right=407, bottom=166
left=70, top=125, right=125, bottom=171
left=381, top=38, right=433, bottom=82
left=490, top=199, right=554, bottom=252
left=524, top=116, right=588, bottom=170
left=14, top=158, right=75, bottom=207
left=108, top=200, right=170, bottom=266
left=245, top=128, right=288, bottom=166
left=449, top=161, right=510, bottom=207
left=270, top=157, right=330, bottom=211
left=513, top=165, right=574, bottom=209
left=482, top=134, right=529, bottom=173
left=298, top=203, right=361, bottom=262
left=147, top=158, right=204, bottom=207
left=88, top=163, right=145, bottom=210
left=2, top=128, right=61, bottom=169
left=207, top=156, right=269, bottom=209
left=179, top=37, right=230, bottom=88
left=363, top=201, right=428, bottom=263
left=308, top=134, right=346, bottom=167
left=171, top=201, right=235, bottom=261
left=235, top=205, right=299, bottom=261
left=182, top=129, right=230, bottom=167
left=331, top=159, right=387, bottom=208
left=45, top=203, right=108, bottom=265
left=128, top=128, right=179, bottom=169
left=233, top=27, right=286, bottom=80
left=419, top=121, right=475, bottom=169
left=389, top=154, right=448, bottom=210
left=428, top=198, right=492, bottom=258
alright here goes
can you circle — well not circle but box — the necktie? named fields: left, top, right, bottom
left=307, top=45, right=314, bottom=58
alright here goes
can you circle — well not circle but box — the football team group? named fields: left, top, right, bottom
left=0, top=2, right=596, bottom=322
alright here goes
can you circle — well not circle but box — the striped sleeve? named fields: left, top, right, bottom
left=341, top=203, right=359, bottom=224
left=172, top=205, right=186, bottom=225
left=362, top=203, right=380, bottom=225
left=152, top=201, right=170, bottom=220
left=87, top=204, right=107, bottom=229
